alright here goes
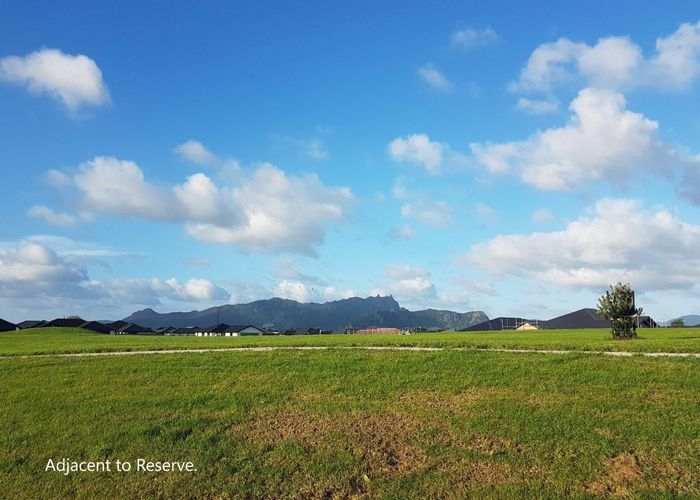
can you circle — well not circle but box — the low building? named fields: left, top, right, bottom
left=354, top=327, right=402, bottom=334
left=79, top=321, right=111, bottom=334
left=0, top=318, right=17, bottom=332
left=46, top=317, right=86, bottom=328
left=16, top=320, right=47, bottom=329
left=463, top=317, right=542, bottom=331
left=112, top=323, right=153, bottom=335
left=544, top=308, right=658, bottom=329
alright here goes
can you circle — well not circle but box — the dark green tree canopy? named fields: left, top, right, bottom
left=597, top=283, right=643, bottom=339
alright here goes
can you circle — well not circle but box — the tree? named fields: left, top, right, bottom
left=596, top=283, right=643, bottom=339
left=671, top=318, right=685, bottom=328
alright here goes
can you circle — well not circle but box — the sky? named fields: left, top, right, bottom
left=2, top=1, right=700, bottom=322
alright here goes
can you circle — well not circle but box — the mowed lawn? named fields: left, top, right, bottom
left=2, top=326, right=700, bottom=356
left=1, top=349, right=700, bottom=498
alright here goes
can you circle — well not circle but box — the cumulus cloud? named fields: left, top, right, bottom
left=417, top=65, right=454, bottom=92
left=465, top=199, right=700, bottom=290
left=471, top=88, right=675, bottom=191
left=174, top=140, right=218, bottom=166
left=46, top=154, right=353, bottom=255
left=389, top=134, right=444, bottom=173
left=273, top=280, right=354, bottom=303
left=275, top=135, right=329, bottom=160
left=451, top=27, right=499, bottom=49
left=0, top=237, right=229, bottom=321
left=393, top=182, right=454, bottom=228
left=0, top=48, right=109, bottom=114
left=512, top=21, right=700, bottom=92
left=372, top=264, right=437, bottom=303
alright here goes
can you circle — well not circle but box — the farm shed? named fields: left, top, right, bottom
left=463, top=317, right=540, bottom=331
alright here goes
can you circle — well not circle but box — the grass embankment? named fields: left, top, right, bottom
left=1, top=327, right=700, bottom=357
left=1, top=350, right=699, bottom=497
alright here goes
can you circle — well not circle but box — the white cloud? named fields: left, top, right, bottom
left=471, top=88, right=674, bottom=191
left=532, top=208, right=555, bottom=223
left=51, top=154, right=352, bottom=256
left=401, top=201, right=454, bottom=228
left=389, top=224, right=416, bottom=240
left=0, top=237, right=230, bottom=322
left=417, top=65, right=454, bottom=92
left=273, top=280, right=354, bottom=303
left=465, top=198, right=700, bottom=290
left=474, top=202, right=496, bottom=218
left=516, top=97, right=559, bottom=114
left=393, top=180, right=454, bottom=228
left=151, top=278, right=229, bottom=302
left=388, top=133, right=469, bottom=174
left=274, top=135, right=329, bottom=160
left=388, top=133, right=445, bottom=174
left=451, top=27, right=499, bottom=49
left=174, top=140, right=218, bottom=166
left=512, top=21, right=700, bottom=92
left=28, top=205, right=80, bottom=227
left=0, top=48, right=109, bottom=114
left=372, top=264, right=437, bottom=303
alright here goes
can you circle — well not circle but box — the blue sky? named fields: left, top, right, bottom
left=2, top=1, right=700, bottom=322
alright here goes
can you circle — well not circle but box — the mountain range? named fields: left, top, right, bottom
left=668, top=314, right=700, bottom=326
left=123, top=295, right=489, bottom=331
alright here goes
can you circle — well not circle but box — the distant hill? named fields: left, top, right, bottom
left=668, top=314, right=700, bottom=326
left=355, top=308, right=488, bottom=331
left=123, top=296, right=488, bottom=331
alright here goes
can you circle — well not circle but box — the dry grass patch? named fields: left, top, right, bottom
left=586, top=452, right=642, bottom=497
left=243, top=409, right=428, bottom=475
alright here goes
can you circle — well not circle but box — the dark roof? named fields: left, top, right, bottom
left=79, top=321, right=111, bottom=334
left=172, top=327, right=198, bottom=334
left=108, top=320, right=129, bottom=329
left=224, top=325, right=265, bottom=334
left=544, top=308, right=610, bottom=330
left=117, top=323, right=152, bottom=333
left=0, top=318, right=16, bottom=332
left=46, top=318, right=86, bottom=328
left=154, top=326, right=176, bottom=333
left=16, top=320, right=47, bottom=329
left=462, top=317, right=538, bottom=331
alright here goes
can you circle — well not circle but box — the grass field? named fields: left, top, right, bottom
left=2, top=329, right=700, bottom=498
left=2, top=326, right=700, bottom=356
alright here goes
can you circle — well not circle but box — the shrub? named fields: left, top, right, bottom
left=597, top=283, right=642, bottom=339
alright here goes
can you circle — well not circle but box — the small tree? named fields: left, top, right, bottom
left=671, top=318, right=685, bottom=328
left=597, top=283, right=643, bottom=339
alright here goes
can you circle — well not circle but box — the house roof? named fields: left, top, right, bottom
left=223, top=325, right=264, bottom=333
left=46, top=318, right=86, bottom=328
left=16, top=320, right=47, bottom=329
left=545, top=308, right=610, bottom=330
left=79, top=321, right=111, bottom=334
left=117, top=323, right=152, bottom=333
left=462, top=317, right=539, bottom=331
left=108, top=320, right=129, bottom=329
left=0, top=318, right=16, bottom=332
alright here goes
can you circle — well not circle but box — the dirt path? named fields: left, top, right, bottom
left=2, top=345, right=700, bottom=360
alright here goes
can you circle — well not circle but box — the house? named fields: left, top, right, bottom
left=0, top=318, right=17, bottom=332
left=516, top=322, right=538, bottom=331
left=107, top=320, right=129, bottom=330
left=154, top=326, right=176, bottom=335
left=544, top=308, right=658, bottom=329
left=355, top=327, right=402, bottom=334
left=79, top=321, right=111, bottom=334
left=46, top=317, right=86, bottom=328
left=113, top=323, right=153, bottom=335
left=637, top=316, right=659, bottom=328
left=462, top=317, right=541, bottom=331
left=224, top=325, right=266, bottom=336
left=16, top=320, right=47, bottom=329
left=168, top=327, right=199, bottom=336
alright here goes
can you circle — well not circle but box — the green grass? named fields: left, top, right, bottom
left=2, top=326, right=700, bottom=357
left=1, top=349, right=699, bottom=498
